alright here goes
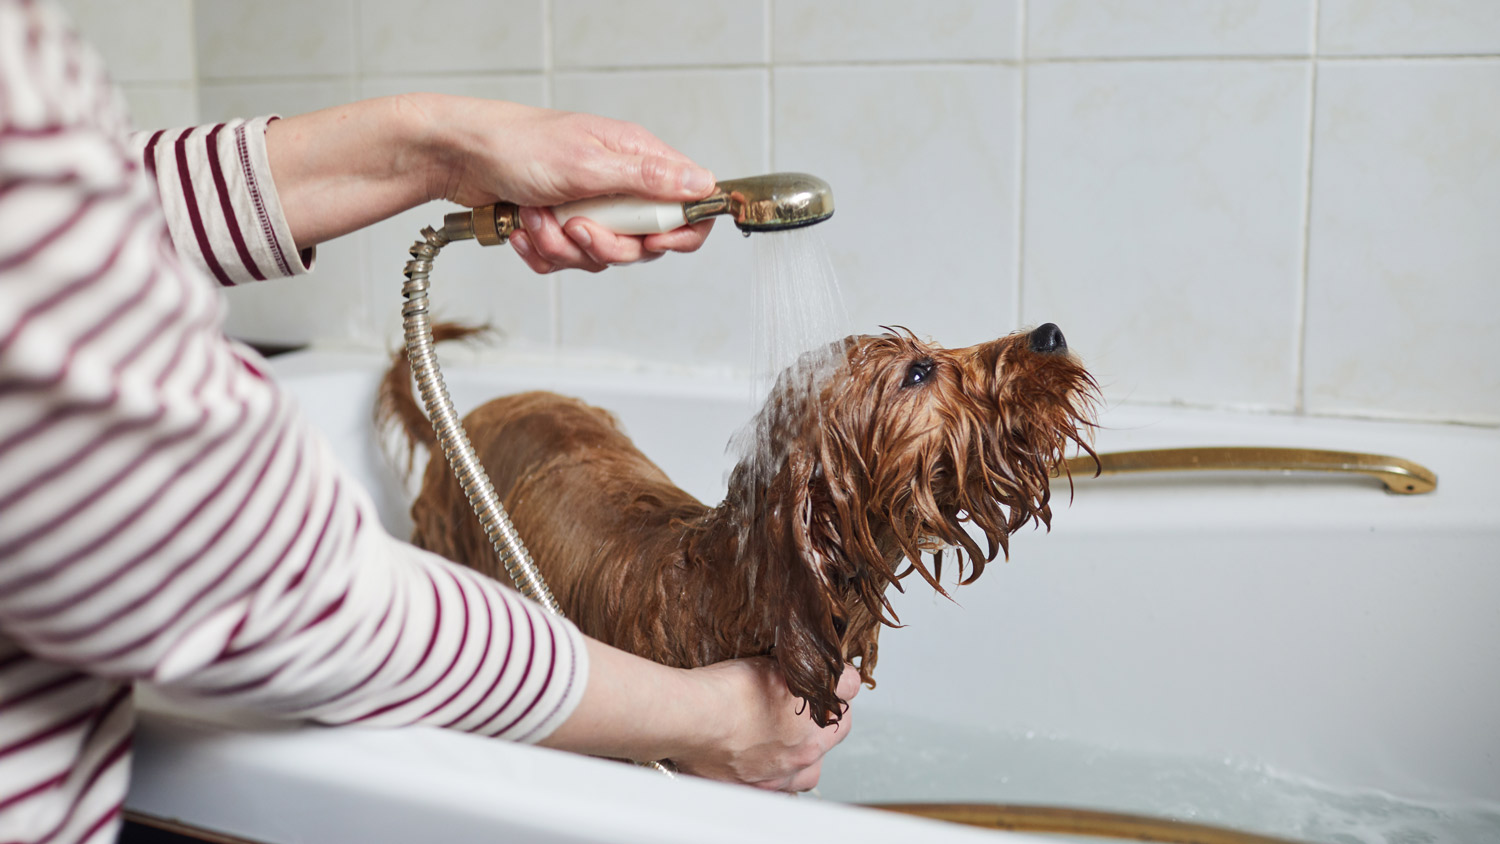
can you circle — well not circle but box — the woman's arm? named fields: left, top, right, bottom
left=264, top=93, right=717, bottom=273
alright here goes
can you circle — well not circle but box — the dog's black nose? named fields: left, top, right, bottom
left=1029, top=323, right=1067, bottom=354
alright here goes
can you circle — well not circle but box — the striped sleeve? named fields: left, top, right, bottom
left=0, top=38, right=586, bottom=743
left=2, top=3, right=587, bottom=841
left=129, top=117, right=314, bottom=287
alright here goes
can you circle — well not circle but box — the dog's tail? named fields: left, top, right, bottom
left=375, top=322, right=491, bottom=476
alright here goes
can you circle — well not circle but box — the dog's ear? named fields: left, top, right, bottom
left=768, top=448, right=856, bottom=727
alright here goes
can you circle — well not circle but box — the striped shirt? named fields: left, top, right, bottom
left=0, top=3, right=587, bottom=842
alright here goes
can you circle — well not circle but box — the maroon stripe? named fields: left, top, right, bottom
left=0, top=169, right=89, bottom=200
left=0, top=771, right=67, bottom=813
left=0, top=180, right=132, bottom=274
left=199, top=581, right=367, bottom=700
left=142, top=128, right=165, bottom=181
left=399, top=571, right=445, bottom=684
left=33, top=732, right=131, bottom=844
left=68, top=804, right=123, bottom=844
left=218, top=480, right=344, bottom=660
left=9, top=393, right=288, bottom=630
left=490, top=613, right=559, bottom=737
left=283, top=480, right=342, bottom=594
left=0, top=125, right=76, bottom=139
left=418, top=571, right=494, bottom=722
left=0, top=198, right=155, bottom=364
left=0, top=671, right=91, bottom=713
left=237, top=122, right=294, bottom=276
left=77, top=684, right=133, bottom=749
left=475, top=603, right=538, bottom=736
left=291, top=583, right=410, bottom=711
left=516, top=627, right=579, bottom=743
left=353, top=567, right=473, bottom=723
left=0, top=707, right=95, bottom=758
left=174, top=126, right=233, bottom=286
left=442, top=584, right=515, bottom=729
left=0, top=260, right=156, bottom=416
left=205, top=123, right=265, bottom=281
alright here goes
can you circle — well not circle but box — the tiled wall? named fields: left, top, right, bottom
left=67, top=1, right=1500, bottom=425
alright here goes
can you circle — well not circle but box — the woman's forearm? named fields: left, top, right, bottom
left=265, top=94, right=445, bottom=249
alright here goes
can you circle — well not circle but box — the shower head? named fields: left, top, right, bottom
left=683, top=172, right=835, bottom=233
left=446, top=172, right=835, bottom=246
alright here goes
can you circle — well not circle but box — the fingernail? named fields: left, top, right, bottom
left=520, top=207, right=543, bottom=232
left=680, top=167, right=715, bottom=195
left=511, top=232, right=530, bottom=258
left=568, top=223, right=592, bottom=248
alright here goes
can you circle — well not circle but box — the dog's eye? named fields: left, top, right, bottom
left=902, top=359, right=935, bottom=387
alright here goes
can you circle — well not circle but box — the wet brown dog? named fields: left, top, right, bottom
left=379, top=323, right=1097, bottom=726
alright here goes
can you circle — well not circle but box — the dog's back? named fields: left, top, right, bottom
left=376, top=328, right=708, bottom=635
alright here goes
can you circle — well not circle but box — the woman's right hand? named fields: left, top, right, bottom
left=673, top=657, right=862, bottom=792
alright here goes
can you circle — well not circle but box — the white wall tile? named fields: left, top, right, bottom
left=1304, top=61, right=1500, bottom=424
left=196, top=0, right=355, bottom=79
left=1024, top=61, right=1311, bottom=409
left=773, top=0, right=1019, bottom=63
left=197, top=79, right=358, bottom=124
left=67, top=0, right=196, bottom=82
left=221, top=234, right=370, bottom=346
left=356, top=76, right=553, bottom=351
left=1319, top=0, right=1500, bottom=56
left=1027, top=0, right=1314, bottom=58
left=120, top=83, right=199, bottom=130
left=358, top=0, right=544, bottom=74
left=775, top=66, right=1019, bottom=349
left=554, top=0, right=766, bottom=69
left=552, top=70, right=770, bottom=366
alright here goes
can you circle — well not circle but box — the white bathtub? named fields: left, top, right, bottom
left=127, top=348, right=1500, bottom=843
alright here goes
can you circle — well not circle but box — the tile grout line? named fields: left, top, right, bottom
left=1294, top=0, right=1322, bottom=416
left=190, top=52, right=1500, bottom=89
left=349, top=0, right=374, bottom=349
left=543, top=0, right=563, bottom=354
left=1013, top=0, right=1028, bottom=328
left=766, top=0, right=775, bottom=173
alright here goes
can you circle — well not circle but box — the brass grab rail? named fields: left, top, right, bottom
left=866, top=802, right=1308, bottom=844
left=1056, top=447, right=1437, bottom=495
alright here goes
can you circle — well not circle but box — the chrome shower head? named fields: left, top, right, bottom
left=682, top=172, right=835, bottom=233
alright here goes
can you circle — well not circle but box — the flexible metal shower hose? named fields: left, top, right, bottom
left=401, top=224, right=563, bottom=613
left=401, top=222, right=673, bottom=778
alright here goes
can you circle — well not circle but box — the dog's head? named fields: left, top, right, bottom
left=729, top=324, right=1099, bottom=725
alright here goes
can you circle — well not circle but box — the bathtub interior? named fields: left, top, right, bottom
left=268, top=348, right=1500, bottom=842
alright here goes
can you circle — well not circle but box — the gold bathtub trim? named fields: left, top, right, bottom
left=865, top=802, right=1309, bottom=844
left=1056, top=446, right=1437, bottom=495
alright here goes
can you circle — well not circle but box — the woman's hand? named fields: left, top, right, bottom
left=420, top=96, right=716, bottom=274
left=673, top=657, right=862, bottom=792
left=538, top=638, right=859, bottom=793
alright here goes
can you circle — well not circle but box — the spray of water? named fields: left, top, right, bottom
left=728, top=227, right=853, bottom=494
